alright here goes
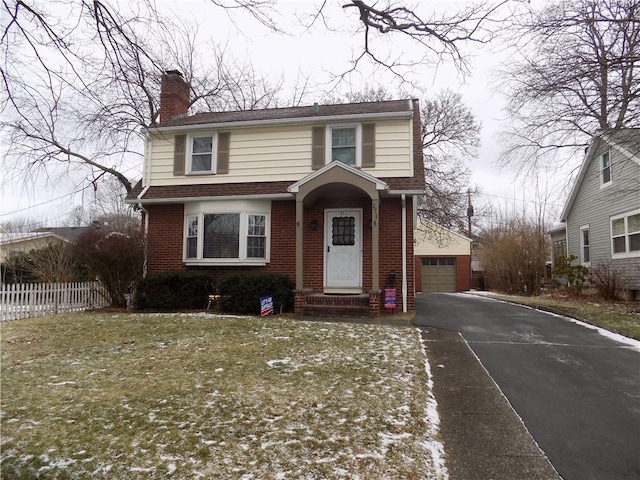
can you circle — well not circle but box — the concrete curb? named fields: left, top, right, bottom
left=419, top=327, right=562, bottom=480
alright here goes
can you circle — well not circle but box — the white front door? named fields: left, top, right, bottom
left=324, top=209, right=362, bottom=293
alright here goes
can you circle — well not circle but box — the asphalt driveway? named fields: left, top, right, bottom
left=414, top=292, right=640, bottom=480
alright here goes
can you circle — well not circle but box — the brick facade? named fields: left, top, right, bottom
left=144, top=196, right=416, bottom=312
left=159, top=70, right=190, bottom=123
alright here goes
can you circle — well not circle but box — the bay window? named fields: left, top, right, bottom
left=184, top=201, right=270, bottom=264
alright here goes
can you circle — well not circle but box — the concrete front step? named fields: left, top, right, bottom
left=303, top=294, right=370, bottom=317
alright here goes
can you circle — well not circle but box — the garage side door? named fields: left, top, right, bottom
left=421, top=258, right=456, bottom=293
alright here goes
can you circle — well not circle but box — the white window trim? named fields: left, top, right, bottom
left=599, top=150, right=612, bottom=188
left=183, top=211, right=270, bottom=266
left=187, top=131, right=218, bottom=175
left=611, top=208, right=640, bottom=259
left=325, top=123, right=362, bottom=167
left=579, top=224, right=591, bottom=266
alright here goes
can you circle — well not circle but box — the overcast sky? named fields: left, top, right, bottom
left=0, top=0, right=571, bottom=229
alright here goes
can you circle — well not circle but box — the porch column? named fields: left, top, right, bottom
left=371, top=196, right=380, bottom=291
left=295, top=198, right=304, bottom=290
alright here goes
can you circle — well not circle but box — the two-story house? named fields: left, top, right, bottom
left=557, top=128, right=640, bottom=299
left=126, top=71, right=425, bottom=315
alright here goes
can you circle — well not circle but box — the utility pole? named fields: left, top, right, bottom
left=466, top=189, right=474, bottom=290
left=466, top=189, right=474, bottom=237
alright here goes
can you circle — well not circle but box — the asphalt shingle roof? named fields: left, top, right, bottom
left=157, top=99, right=414, bottom=128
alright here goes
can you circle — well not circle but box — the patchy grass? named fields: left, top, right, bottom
left=490, top=293, right=640, bottom=340
left=1, top=313, right=446, bottom=479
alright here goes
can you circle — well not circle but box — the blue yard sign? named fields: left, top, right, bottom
left=260, top=295, right=274, bottom=316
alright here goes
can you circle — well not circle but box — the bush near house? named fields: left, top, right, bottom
left=219, top=272, right=294, bottom=315
left=135, top=271, right=214, bottom=310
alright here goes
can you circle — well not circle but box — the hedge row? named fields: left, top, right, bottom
left=134, top=271, right=294, bottom=314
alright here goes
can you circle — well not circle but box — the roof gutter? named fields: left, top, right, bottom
left=126, top=192, right=294, bottom=205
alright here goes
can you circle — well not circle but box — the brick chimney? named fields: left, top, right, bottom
left=159, top=70, right=190, bottom=123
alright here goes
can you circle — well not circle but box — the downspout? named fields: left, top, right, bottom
left=402, top=194, right=407, bottom=313
left=137, top=136, right=152, bottom=277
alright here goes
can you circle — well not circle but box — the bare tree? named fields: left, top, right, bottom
left=496, top=0, right=640, bottom=174
left=417, top=89, right=481, bottom=238
left=306, top=1, right=513, bottom=81
left=1, top=0, right=281, bottom=198
left=479, top=213, right=550, bottom=295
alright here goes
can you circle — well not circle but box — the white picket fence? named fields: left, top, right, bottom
left=0, top=282, right=110, bottom=321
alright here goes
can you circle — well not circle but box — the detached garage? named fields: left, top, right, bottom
left=414, top=221, right=471, bottom=293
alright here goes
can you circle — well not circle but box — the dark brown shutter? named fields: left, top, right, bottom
left=362, top=123, right=375, bottom=168
left=312, top=126, right=325, bottom=170
left=173, top=134, right=186, bottom=176
left=217, top=132, right=230, bottom=174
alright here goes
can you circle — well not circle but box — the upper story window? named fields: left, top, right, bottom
left=580, top=225, right=590, bottom=264
left=611, top=209, right=640, bottom=258
left=189, top=135, right=215, bottom=173
left=327, top=125, right=361, bottom=166
left=600, top=150, right=612, bottom=186
left=173, top=132, right=230, bottom=176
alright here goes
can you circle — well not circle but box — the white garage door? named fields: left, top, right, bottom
left=421, top=257, right=456, bottom=293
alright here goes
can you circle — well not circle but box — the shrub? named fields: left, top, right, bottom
left=551, top=255, right=589, bottom=295
left=135, top=271, right=214, bottom=310
left=589, top=261, right=629, bottom=300
left=219, top=272, right=294, bottom=315
left=74, top=229, right=145, bottom=308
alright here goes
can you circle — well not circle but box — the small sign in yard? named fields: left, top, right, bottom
left=260, top=295, right=274, bottom=316
left=384, top=288, right=397, bottom=309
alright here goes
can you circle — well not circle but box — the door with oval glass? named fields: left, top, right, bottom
left=324, top=209, right=362, bottom=293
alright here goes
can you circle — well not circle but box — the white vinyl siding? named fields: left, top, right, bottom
left=146, top=119, right=413, bottom=186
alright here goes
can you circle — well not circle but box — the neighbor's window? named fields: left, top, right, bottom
left=552, top=239, right=567, bottom=266
left=601, top=151, right=611, bottom=186
left=185, top=212, right=268, bottom=263
left=580, top=226, right=590, bottom=264
left=611, top=210, right=640, bottom=257
left=189, top=134, right=215, bottom=173
left=327, top=125, right=360, bottom=166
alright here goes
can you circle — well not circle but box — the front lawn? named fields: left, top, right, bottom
left=1, top=313, right=446, bottom=479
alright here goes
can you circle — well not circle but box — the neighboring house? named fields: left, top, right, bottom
left=558, top=128, right=640, bottom=299
left=125, top=70, right=425, bottom=315
left=414, top=220, right=471, bottom=292
left=0, top=232, right=67, bottom=264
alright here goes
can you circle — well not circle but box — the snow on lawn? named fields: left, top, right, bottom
left=1, top=313, right=447, bottom=479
